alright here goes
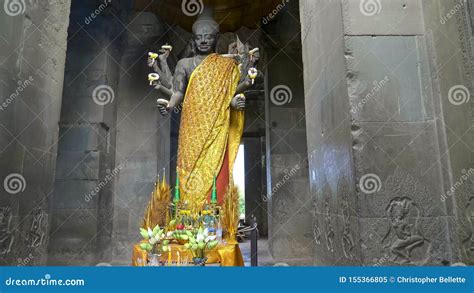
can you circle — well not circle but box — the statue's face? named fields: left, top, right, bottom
left=193, top=23, right=218, bottom=55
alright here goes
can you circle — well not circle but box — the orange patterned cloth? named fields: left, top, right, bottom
left=177, top=54, right=244, bottom=211
left=132, top=242, right=244, bottom=267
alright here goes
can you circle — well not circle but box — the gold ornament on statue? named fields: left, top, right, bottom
left=142, top=171, right=171, bottom=230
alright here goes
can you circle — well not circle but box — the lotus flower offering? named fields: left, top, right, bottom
left=183, top=227, right=219, bottom=266
left=139, top=225, right=170, bottom=262
left=148, top=52, right=158, bottom=60
left=248, top=68, right=258, bottom=84
left=148, top=73, right=160, bottom=86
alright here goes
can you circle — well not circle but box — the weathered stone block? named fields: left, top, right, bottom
left=58, top=124, right=107, bottom=152
left=345, top=36, right=431, bottom=122
left=342, top=0, right=425, bottom=35
left=53, top=180, right=100, bottom=209
left=352, top=122, right=446, bottom=217
left=49, top=208, right=98, bottom=240
left=55, top=150, right=100, bottom=180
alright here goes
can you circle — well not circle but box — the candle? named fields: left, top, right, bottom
left=168, top=250, right=171, bottom=266
left=177, top=251, right=181, bottom=266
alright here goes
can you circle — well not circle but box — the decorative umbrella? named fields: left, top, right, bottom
left=133, top=0, right=285, bottom=32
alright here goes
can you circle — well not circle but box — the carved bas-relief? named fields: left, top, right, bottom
left=276, top=197, right=289, bottom=219
left=312, top=200, right=321, bottom=245
left=382, top=197, right=430, bottom=264
left=341, top=196, right=355, bottom=260
left=27, top=207, right=46, bottom=248
left=0, top=206, right=14, bottom=256
left=338, top=178, right=355, bottom=260
left=313, top=219, right=322, bottom=245
left=462, top=197, right=474, bottom=257
left=377, top=169, right=433, bottom=265
left=324, top=198, right=335, bottom=253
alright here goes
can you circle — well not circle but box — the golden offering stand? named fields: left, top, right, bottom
left=133, top=172, right=242, bottom=266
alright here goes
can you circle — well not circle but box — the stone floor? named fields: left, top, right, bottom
left=240, top=238, right=314, bottom=267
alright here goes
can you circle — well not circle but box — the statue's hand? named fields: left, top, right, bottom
left=231, top=94, right=246, bottom=111
left=158, top=50, right=170, bottom=63
left=147, top=57, right=156, bottom=68
left=157, top=99, right=170, bottom=115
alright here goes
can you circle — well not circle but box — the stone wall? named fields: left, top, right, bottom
left=300, top=0, right=473, bottom=265
left=48, top=0, right=131, bottom=265
left=0, top=0, right=71, bottom=265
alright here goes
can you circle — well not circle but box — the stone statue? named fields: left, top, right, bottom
left=148, top=11, right=256, bottom=114
left=147, top=7, right=258, bottom=211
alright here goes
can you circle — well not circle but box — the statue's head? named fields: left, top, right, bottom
left=192, top=7, right=219, bottom=55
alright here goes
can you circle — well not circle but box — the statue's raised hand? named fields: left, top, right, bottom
left=157, top=99, right=170, bottom=116
left=147, top=56, right=156, bottom=68
left=159, top=50, right=170, bottom=63
left=231, top=94, right=246, bottom=111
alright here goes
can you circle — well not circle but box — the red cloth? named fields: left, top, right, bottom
left=210, top=148, right=229, bottom=205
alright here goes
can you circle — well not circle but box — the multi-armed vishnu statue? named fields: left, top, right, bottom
left=147, top=8, right=259, bottom=212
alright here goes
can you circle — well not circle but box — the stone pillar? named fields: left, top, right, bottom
left=264, top=0, right=313, bottom=263
left=111, top=11, right=170, bottom=265
left=421, top=0, right=474, bottom=264
left=300, top=0, right=473, bottom=265
left=0, top=0, right=71, bottom=265
left=48, top=0, right=131, bottom=265
left=300, top=0, right=360, bottom=265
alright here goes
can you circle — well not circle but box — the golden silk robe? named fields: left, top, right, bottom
left=177, top=54, right=244, bottom=211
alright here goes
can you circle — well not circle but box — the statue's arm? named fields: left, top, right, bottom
left=231, top=54, right=260, bottom=110
left=167, top=60, right=188, bottom=109
left=235, top=77, right=253, bottom=94
left=231, top=76, right=252, bottom=110
left=234, top=51, right=260, bottom=95
left=156, top=59, right=187, bottom=115
left=159, top=51, right=173, bottom=86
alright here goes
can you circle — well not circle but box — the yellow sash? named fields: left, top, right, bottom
left=177, top=54, right=244, bottom=212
